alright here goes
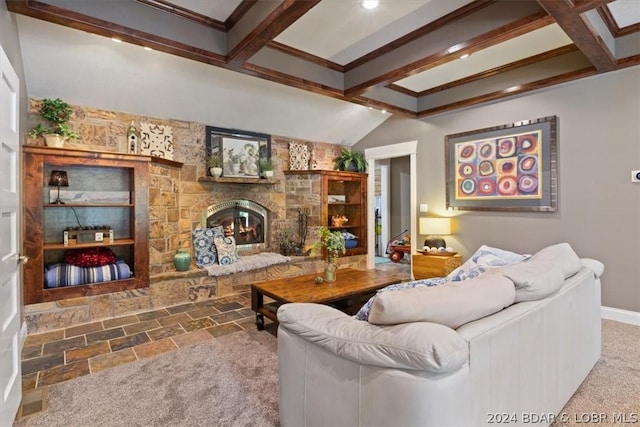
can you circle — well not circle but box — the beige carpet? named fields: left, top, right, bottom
left=14, top=320, right=639, bottom=427
left=552, top=319, right=640, bottom=426
left=14, top=329, right=279, bottom=427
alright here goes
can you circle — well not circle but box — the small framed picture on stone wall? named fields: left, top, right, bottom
left=206, top=126, right=271, bottom=178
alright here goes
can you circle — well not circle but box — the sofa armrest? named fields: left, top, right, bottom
left=277, top=303, right=468, bottom=373
left=581, top=258, right=604, bottom=278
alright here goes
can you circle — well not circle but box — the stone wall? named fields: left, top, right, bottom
left=24, top=99, right=367, bottom=332
left=26, top=100, right=347, bottom=270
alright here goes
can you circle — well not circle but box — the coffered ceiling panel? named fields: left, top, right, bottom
left=606, top=0, right=640, bottom=28
left=274, top=0, right=473, bottom=65
left=170, top=0, right=243, bottom=22
left=6, top=0, right=640, bottom=124
left=395, top=23, right=573, bottom=93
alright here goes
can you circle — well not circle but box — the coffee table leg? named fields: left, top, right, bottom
left=256, top=312, right=265, bottom=331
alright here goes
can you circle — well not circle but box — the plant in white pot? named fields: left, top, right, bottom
left=207, top=153, right=223, bottom=177
left=259, top=158, right=274, bottom=178
left=30, top=98, right=79, bottom=148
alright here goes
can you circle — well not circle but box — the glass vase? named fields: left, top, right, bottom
left=324, top=262, right=337, bottom=283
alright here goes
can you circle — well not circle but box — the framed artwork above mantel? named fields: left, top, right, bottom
left=445, top=116, right=557, bottom=212
left=205, top=126, right=271, bottom=179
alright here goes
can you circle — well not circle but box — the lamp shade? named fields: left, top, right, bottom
left=419, top=217, right=451, bottom=236
left=49, top=170, right=69, bottom=187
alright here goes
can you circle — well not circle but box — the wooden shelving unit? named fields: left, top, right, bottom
left=22, top=146, right=150, bottom=304
left=285, top=170, right=367, bottom=256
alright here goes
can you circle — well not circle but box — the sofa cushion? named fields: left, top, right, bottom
left=368, top=275, right=515, bottom=329
left=447, top=244, right=530, bottom=282
left=277, top=303, right=468, bottom=373
left=356, top=245, right=528, bottom=321
left=529, top=242, right=581, bottom=279
left=494, top=260, right=565, bottom=302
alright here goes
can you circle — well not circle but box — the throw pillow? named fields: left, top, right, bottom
left=355, top=245, right=528, bottom=322
left=368, top=275, right=516, bottom=329
left=493, top=260, right=565, bottom=302
left=191, top=226, right=224, bottom=268
left=446, top=244, right=530, bottom=282
left=529, top=242, right=581, bottom=279
left=214, top=236, right=238, bottom=265
left=64, top=247, right=116, bottom=267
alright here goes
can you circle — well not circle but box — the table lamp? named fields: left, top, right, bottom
left=49, top=170, right=69, bottom=204
left=419, top=217, right=451, bottom=248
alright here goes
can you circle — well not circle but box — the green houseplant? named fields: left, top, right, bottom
left=30, top=98, right=79, bottom=147
left=334, top=148, right=367, bottom=172
left=259, top=158, right=274, bottom=178
left=311, top=226, right=346, bottom=282
left=206, top=153, right=223, bottom=177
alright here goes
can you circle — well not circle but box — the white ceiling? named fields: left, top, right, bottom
left=395, top=23, right=574, bottom=92
left=170, top=0, right=242, bottom=22
left=275, top=0, right=474, bottom=65
left=608, top=0, right=640, bottom=28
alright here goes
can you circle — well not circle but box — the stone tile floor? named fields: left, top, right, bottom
left=20, top=292, right=257, bottom=393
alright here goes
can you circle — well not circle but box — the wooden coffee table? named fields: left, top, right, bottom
left=251, top=268, right=402, bottom=330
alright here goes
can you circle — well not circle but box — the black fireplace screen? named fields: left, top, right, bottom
left=206, top=200, right=268, bottom=247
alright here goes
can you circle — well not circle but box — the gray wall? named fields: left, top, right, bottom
left=389, top=156, right=411, bottom=239
left=354, top=66, right=640, bottom=313
left=1, top=3, right=27, bottom=119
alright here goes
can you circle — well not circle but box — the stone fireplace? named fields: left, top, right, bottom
left=206, top=199, right=268, bottom=251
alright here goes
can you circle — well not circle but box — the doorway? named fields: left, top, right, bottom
left=364, top=141, right=417, bottom=275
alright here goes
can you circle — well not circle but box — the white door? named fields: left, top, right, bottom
left=0, top=44, right=22, bottom=427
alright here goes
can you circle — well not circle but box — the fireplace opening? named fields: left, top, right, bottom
left=206, top=200, right=268, bottom=250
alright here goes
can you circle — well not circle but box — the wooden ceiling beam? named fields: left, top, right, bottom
left=226, top=0, right=320, bottom=67
left=537, top=0, right=616, bottom=71
left=416, top=67, right=598, bottom=118
left=132, top=0, right=225, bottom=31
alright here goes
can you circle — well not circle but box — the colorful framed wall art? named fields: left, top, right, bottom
left=445, top=116, right=557, bottom=212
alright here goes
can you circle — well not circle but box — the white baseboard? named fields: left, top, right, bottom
left=601, top=306, right=640, bottom=326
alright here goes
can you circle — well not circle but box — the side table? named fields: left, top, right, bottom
left=412, top=254, right=462, bottom=280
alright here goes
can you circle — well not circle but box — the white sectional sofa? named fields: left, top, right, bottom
left=277, top=244, right=603, bottom=427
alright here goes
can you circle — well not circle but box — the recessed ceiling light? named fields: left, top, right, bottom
left=111, top=37, right=122, bottom=43
left=460, top=53, right=470, bottom=59
left=447, top=45, right=461, bottom=54
left=381, top=109, right=387, bottom=114
left=144, top=47, right=153, bottom=51
left=361, top=0, right=379, bottom=10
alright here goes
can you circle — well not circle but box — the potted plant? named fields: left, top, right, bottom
left=207, top=153, right=223, bottom=177
left=30, top=98, right=80, bottom=147
left=259, top=158, right=274, bottom=178
left=311, top=226, right=346, bottom=282
left=334, top=148, right=367, bottom=172
left=276, top=227, right=300, bottom=256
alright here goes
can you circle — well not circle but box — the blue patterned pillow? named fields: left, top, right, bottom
left=213, top=236, right=238, bottom=265
left=192, top=226, right=224, bottom=267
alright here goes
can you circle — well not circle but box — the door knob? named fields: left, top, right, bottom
left=17, top=255, right=29, bottom=265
